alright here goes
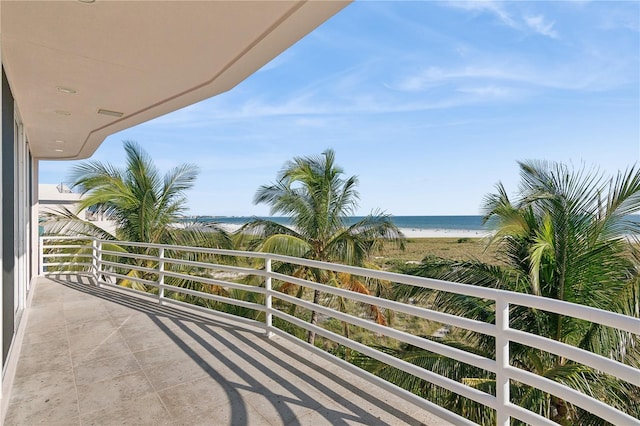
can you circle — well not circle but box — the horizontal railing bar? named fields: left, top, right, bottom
left=506, top=366, right=638, bottom=425
left=91, top=238, right=503, bottom=305
left=100, top=260, right=158, bottom=275
left=268, top=253, right=501, bottom=300
left=97, top=239, right=266, bottom=258
left=43, top=259, right=91, bottom=264
left=42, top=253, right=91, bottom=258
left=99, top=249, right=158, bottom=262
left=506, top=329, right=639, bottom=386
left=100, top=270, right=158, bottom=288
left=43, top=270, right=92, bottom=276
left=161, top=285, right=265, bottom=312
left=97, top=240, right=165, bottom=249
left=42, top=262, right=91, bottom=268
left=163, top=257, right=263, bottom=277
left=506, top=403, right=557, bottom=426
left=94, top=239, right=640, bottom=337
left=271, top=309, right=498, bottom=409
left=271, top=254, right=640, bottom=335
left=270, top=270, right=496, bottom=337
left=503, top=292, right=640, bottom=336
left=42, top=236, right=92, bottom=241
left=276, top=292, right=497, bottom=373
left=161, top=297, right=264, bottom=330
left=43, top=245, right=90, bottom=249
left=161, top=270, right=267, bottom=294
left=271, top=328, right=477, bottom=426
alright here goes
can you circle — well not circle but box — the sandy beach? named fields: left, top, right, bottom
left=398, top=228, right=492, bottom=239
left=217, top=223, right=490, bottom=239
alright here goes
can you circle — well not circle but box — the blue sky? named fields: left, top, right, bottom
left=39, top=1, right=640, bottom=216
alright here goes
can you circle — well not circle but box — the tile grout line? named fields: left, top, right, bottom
left=62, top=290, right=83, bottom=426
left=105, top=302, right=177, bottom=424
left=25, top=278, right=450, bottom=426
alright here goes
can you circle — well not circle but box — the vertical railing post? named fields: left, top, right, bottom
left=264, top=257, right=273, bottom=338
left=495, top=295, right=510, bottom=426
left=39, top=236, right=44, bottom=275
left=95, top=240, right=103, bottom=286
left=158, top=247, right=165, bottom=305
left=91, top=238, right=98, bottom=282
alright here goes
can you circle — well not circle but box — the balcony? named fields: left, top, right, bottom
left=6, top=236, right=638, bottom=425
left=5, top=275, right=444, bottom=425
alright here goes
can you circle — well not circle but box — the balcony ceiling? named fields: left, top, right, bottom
left=0, top=1, right=349, bottom=160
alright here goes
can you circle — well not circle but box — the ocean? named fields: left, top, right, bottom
left=188, top=215, right=488, bottom=231
left=186, top=215, right=640, bottom=233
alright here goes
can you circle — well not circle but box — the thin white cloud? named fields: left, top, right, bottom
left=457, top=85, right=512, bottom=98
left=444, top=1, right=560, bottom=39
left=144, top=53, right=632, bottom=129
left=391, top=67, right=449, bottom=91
left=391, top=60, right=632, bottom=94
left=524, top=15, right=559, bottom=38
left=391, top=66, right=523, bottom=92
left=137, top=91, right=505, bottom=126
left=444, top=1, right=517, bottom=28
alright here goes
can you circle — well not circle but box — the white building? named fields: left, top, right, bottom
left=38, top=183, right=83, bottom=215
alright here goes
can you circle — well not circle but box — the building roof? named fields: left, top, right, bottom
left=39, top=184, right=83, bottom=203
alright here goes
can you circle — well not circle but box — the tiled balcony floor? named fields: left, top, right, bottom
left=4, top=276, right=450, bottom=426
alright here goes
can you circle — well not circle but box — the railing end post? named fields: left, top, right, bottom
left=495, top=295, right=511, bottom=426
left=264, top=258, right=273, bottom=337
left=39, top=236, right=44, bottom=276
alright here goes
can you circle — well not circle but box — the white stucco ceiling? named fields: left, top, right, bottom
left=0, top=0, right=349, bottom=160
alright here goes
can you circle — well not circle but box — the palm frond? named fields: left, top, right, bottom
left=398, top=160, right=639, bottom=424
left=259, top=234, right=311, bottom=258
left=41, top=206, right=116, bottom=240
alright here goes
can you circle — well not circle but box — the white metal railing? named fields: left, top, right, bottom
left=39, top=236, right=640, bottom=426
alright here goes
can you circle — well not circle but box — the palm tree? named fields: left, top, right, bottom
left=238, top=149, right=404, bottom=345
left=371, top=161, right=639, bottom=424
left=43, top=140, right=232, bottom=292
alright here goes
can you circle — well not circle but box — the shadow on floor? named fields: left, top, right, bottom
left=46, top=274, right=432, bottom=426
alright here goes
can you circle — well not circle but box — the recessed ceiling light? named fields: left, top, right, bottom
left=54, top=149, right=64, bottom=152
left=57, top=87, right=76, bottom=94
left=55, top=140, right=65, bottom=144
left=97, top=109, right=124, bottom=118
left=55, top=110, right=71, bottom=116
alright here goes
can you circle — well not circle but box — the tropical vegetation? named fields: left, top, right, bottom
left=42, top=143, right=639, bottom=424
left=358, top=160, right=640, bottom=425
left=42, top=140, right=232, bottom=294
left=237, top=149, right=405, bottom=344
